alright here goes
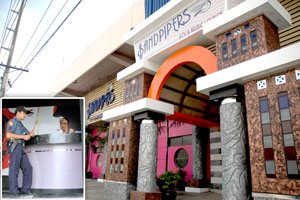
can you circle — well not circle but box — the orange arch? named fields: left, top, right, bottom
left=148, top=46, right=217, bottom=100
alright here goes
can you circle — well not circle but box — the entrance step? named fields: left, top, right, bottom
left=185, top=187, right=210, bottom=193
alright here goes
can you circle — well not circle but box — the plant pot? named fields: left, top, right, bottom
left=162, top=189, right=177, bottom=200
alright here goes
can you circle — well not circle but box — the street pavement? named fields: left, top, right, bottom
left=85, top=179, right=222, bottom=200
left=1, top=179, right=222, bottom=200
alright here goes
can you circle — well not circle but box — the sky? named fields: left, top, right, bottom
left=0, top=0, right=138, bottom=96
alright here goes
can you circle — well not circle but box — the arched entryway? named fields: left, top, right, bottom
left=147, top=45, right=220, bottom=188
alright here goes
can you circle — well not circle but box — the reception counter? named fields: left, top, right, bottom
left=18, top=133, right=83, bottom=194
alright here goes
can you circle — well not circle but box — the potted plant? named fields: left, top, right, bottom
left=158, top=171, right=182, bottom=200
left=176, top=169, right=186, bottom=191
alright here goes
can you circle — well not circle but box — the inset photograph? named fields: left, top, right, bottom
left=1, top=98, right=84, bottom=200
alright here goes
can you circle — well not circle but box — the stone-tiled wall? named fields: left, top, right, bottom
left=124, top=73, right=153, bottom=104
left=216, top=15, right=280, bottom=70
left=245, top=67, right=300, bottom=196
left=105, top=117, right=139, bottom=183
left=210, top=130, right=222, bottom=192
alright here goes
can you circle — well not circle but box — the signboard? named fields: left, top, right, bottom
left=87, top=83, right=115, bottom=119
left=134, top=0, right=224, bottom=61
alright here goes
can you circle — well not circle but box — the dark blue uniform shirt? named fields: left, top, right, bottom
left=7, top=117, right=29, bottom=143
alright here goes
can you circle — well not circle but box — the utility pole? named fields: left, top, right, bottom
left=0, top=0, right=27, bottom=97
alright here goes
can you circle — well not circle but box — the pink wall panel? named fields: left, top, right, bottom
left=89, top=130, right=106, bottom=178
left=90, top=152, right=104, bottom=178
left=168, top=145, right=193, bottom=180
left=157, top=121, right=193, bottom=179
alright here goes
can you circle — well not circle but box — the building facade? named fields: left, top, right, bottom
left=53, top=0, right=300, bottom=199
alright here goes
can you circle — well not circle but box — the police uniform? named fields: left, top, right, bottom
left=7, top=116, right=33, bottom=195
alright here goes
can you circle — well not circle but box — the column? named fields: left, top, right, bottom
left=220, top=97, right=249, bottom=200
left=192, top=126, right=204, bottom=180
left=136, top=119, right=158, bottom=192
left=131, top=119, right=161, bottom=200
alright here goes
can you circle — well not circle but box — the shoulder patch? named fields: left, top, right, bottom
left=9, top=121, right=14, bottom=126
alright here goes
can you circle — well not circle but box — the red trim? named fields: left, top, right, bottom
left=2, top=108, right=15, bottom=169
left=166, top=112, right=220, bottom=130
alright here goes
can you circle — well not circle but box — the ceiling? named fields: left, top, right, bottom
left=59, top=44, right=135, bottom=97
left=159, top=62, right=220, bottom=122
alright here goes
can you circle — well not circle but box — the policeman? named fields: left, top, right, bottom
left=6, top=106, right=37, bottom=196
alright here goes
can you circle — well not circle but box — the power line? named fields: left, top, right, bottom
left=0, top=0, right=27, bottom=97
left=0, top=0, right=21, bottom=68
left=15, top=0, right=54, bottom=67
left=7, top=0, right=83, bottom=91
left=18, top=0, right=69, bottom=69
left=0, top=0, right=13, bottom=50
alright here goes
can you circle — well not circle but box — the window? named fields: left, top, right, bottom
left=260, top=96, right=276, bottom=178
left=175, top=148, right=189, bottom=169
left=145, top=0, right=170, bottom=18
left=122, top=129, right=126, bottom=144
left=241, top=34, right=247, bottom=54
left=231, top=39, right=237, bottom=58
left=222, top=43, right=229, bottom=61
left=169, top=135, right=192, bottom=147
left=97, top=155, right=102, bottom=168
left=278, top=92, right=299, bottom=179
left=250, top=30, right=258, bottom=50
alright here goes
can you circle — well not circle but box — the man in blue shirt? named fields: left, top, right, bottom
left=6, top=106, right=36, bottom=197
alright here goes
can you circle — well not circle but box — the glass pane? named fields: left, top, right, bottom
left=182, top=135, right=192, bottom=145
left=122, top=137, right=125, bottom=144
left=261, top=112, right=270, bottom=124
left=282, top=121, right=292, bottom=134
left=133, top=85, right=137, bottom=97
left=125, top=88, right=129, bottom=99
left=260, top=99, right=269, bottom=112
left=263, top=136, right=273, bottom=148
left=279, top=95, right=289, bottom=109
left=231, top=39, right=237, bottom=58
left=120, top=164, right=124, bottom=172
left=287, top=160, right=299, bottom=175
left=137, top=82, right=141, bottom=96
left=116, top=150, right=119, bottom=158
left=280, top=109, right=290, bottom=121
left=283, top=133, right=294, bottom=147
left=264, top=148, right=274, bottom=160
left=121, top=150, right=125, bottom=158
left=262, top=124, right=271, bottom=135
left=222, top=43, right=228, bottom=61
left=175, top=148, right=189, bottom=169
left=110, top=151, right=114, bottom=158
left=265, top=160, right=275, bottom=174
left=250, top=30, right=258, bottom=50
left=97, top=155, right=102, bottom=168
left=110, top=164, right=112, bottom=173
left=170, top=137, right=182, bottom=146
left=115, top=164, right=118, bottom=172
left=285, top=146, right=297, bottom=160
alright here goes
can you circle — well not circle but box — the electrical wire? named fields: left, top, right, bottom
left=0, top=0, right=20, bottom=70
left=0, top=0, right=14, bottom=50
left=15, top=0, right=54, bottom=67
left=1, top=0, right=21, bottom=46
left=7, top=0, right=82, bottom=91
left=19, top=0, right=69, bottom=69
left=0, top=0, right=21, bottom=67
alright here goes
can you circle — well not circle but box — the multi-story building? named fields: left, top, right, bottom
left=53, top=0, right=300, bottom=199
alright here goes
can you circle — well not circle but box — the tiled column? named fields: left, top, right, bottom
left=131, top=119, right=161, bottom=200
left=187, top=126, right=210, bottom=189
left=220, top=97, right=249, bottom=200
left=192, top=126, right=205, bottom=180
